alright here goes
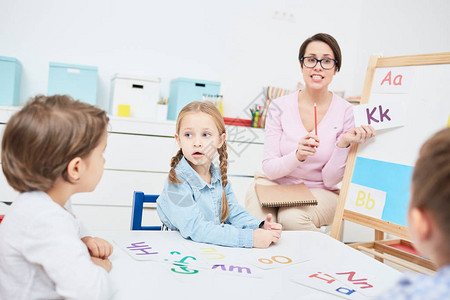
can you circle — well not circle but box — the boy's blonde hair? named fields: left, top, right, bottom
left=1, top=95, right=109, bottom=193
left=169, top=101, right=229, bottom=223
left=411, top=127, right=450, bottom=251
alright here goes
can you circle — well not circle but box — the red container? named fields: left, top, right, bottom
left=223, top=117, right=252, bottom=127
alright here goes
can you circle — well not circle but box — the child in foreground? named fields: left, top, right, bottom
left=0, top=95, right=114, bottom=299
left=378, top=127, right=450, bottom=300
left=157, top=101, right=282, bottom=248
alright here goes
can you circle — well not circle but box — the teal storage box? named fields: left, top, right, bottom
left=48, top=62, right=98, bottom=105
left=167, top=77, right=221, bottom=120
left=0, top=56, right=21, bottom=106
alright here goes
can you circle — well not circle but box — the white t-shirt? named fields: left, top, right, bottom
left=0, top=191, right=113, bottom=300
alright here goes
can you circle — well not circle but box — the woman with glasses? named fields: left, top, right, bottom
left=246, top=33, right=375, bottom=231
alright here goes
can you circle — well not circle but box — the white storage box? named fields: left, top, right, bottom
left=110, top=74, right=161, bottom=120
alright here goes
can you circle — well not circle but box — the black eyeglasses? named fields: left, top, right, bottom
left=301, top=57, right=337, bottom=70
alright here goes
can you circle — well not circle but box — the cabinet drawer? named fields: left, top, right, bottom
left=0, top=124, right=5, bottom=162
left=228, top=176, right=253, bottom=206
left=105, top=133, right=264, bottom=176
left=72, top=204, right=160, bottom=231
left=71, top=170, right=168, bottom=206
left=0, top=166, right=19, bottom=202
left=227, top=142, right=263, bottom=176
left=109, top=117, right=175, bottom=136
left=105, top=133, right=178, bottom=172
left=72, top=205, right=129, bottom=231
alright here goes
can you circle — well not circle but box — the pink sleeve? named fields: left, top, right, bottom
left=262, top=100, right=302, bottom=180
left=321, top=104, right=355, bottom=188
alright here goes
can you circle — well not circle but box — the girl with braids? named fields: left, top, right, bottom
left=157, top=101, right=282, bottom=248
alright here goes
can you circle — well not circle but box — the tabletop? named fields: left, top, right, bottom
left=97, top=230, right=401, bottom=300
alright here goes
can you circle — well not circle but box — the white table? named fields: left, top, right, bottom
left=97, top=231, right=401, bottom=300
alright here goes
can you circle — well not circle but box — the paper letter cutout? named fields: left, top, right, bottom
left=372, top=67, right=413, bottom=94
left=345, top=183, right=386, bottom=218
left=353, top=100, right=404, bottom=130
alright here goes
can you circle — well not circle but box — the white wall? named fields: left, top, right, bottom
left=0, top=0, right=449, bottom=118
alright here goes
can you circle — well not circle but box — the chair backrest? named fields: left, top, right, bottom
left=131, top=191, right=162, bottom=230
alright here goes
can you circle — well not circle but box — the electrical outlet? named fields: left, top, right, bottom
left=272, top=10, right=295, bottom=22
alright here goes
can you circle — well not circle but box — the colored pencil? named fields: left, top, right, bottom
left=314, top=103, right=317, bottom=135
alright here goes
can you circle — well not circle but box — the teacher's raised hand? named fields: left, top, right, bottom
left=296, top=133, right=320, bottom=162
left=337, top=125, right=376, bottom=148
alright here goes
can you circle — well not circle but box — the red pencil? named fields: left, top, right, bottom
left=314, top=103, right=317, bottom=135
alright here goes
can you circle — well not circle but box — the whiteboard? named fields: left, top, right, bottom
left=347, top=63, right=450, bottom=226
left=332, top=53, right=450, bottom=238
left=358, top=64, right=450, bottom=166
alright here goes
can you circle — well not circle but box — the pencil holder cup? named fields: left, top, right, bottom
left=156, top=104, right=168, bottom=121
left=251, top=114, right=259, bottom=127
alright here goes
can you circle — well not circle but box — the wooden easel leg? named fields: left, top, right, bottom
left=374, top=230, right=384, bottom=262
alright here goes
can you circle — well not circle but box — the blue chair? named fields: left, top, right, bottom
left=131, top=191, right=162, bottom=230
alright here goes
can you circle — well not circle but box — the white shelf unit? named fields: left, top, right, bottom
left=0, top=106, right=369, bottom=243
left=0, top=108, right=264, bottom=231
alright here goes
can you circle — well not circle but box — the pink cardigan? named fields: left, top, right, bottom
left=262, top=91, right=354, bottom=190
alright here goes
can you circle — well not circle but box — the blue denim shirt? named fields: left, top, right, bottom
left=377, top=265, right=450, bottom=300
left=157, top=157, right=262, bottom=248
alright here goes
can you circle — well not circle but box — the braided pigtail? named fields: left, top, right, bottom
left=169, top=149, right=183, bottom=184
left=218, top=142, right=229, bottom=223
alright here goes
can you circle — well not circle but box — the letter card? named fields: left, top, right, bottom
left=353, top=100, right=405, bottom=130
left=345, top=183, right=386, bottom=219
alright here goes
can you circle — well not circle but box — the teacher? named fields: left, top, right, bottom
left=246, top=33, right=375, bottom=231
